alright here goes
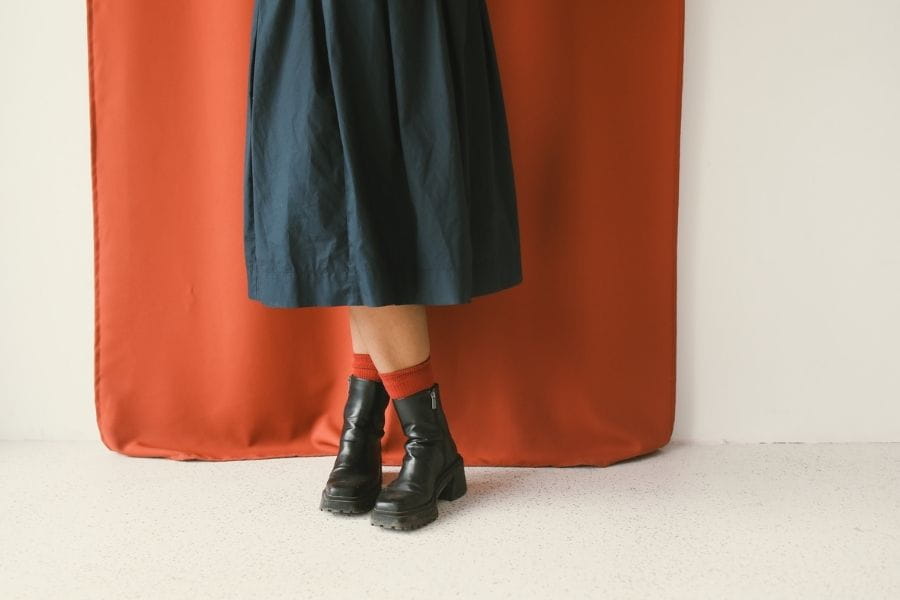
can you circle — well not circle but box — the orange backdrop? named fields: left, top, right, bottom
left=87, top=0, right=684, bottom=466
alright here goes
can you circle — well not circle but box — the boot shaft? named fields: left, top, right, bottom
left=392, top=383, right=460, bottom=459
left=341, top=375, right=390, bottom=441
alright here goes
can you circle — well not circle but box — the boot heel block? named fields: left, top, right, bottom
left=437, top=455, right=467, bottom=501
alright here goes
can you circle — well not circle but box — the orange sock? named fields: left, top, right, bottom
left=379, top=354, right=436, bottom=400
left=351, top=353, right=381, bottom=382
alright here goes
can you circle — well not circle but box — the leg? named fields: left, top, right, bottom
left=348, top=309, right=380, bottom=381
left=321, top=303, right=430, bottom=515
left=318, top=307, right=398, bottom=514
left=349, top=304, right=436, bottom=400
left=348, top=309, right=369, bottom=354
left=347, top=304, right=430, bottom=374
left=349, top=306, right=467, bottom=531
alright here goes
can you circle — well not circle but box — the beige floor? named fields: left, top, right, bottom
left=1, top=440, right=897, bottom=599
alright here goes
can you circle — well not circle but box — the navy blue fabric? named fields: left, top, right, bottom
left=243, top=0, right=523, bottom=307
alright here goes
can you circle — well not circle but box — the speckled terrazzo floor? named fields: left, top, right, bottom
left=1, top=441, right=897, bottom=599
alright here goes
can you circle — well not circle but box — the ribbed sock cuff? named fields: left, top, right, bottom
left=351, top=353, right=381, bottom=382
left=379, top=354, right=436, bottom=399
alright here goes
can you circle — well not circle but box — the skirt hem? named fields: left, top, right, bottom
left=246, top=264, right=523, bottom=309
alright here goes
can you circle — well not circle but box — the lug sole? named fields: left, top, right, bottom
left=319, top=484, right=381, bottom=515
left=371, top=455, right=467, bottom=531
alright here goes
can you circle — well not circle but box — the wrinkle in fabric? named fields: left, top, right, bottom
left=243, top=0, right=523, bottom=307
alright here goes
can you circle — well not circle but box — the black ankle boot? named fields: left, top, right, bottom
left=371, top=382, right=467, bottom=530
left=319, top=374, right=390, bottom=514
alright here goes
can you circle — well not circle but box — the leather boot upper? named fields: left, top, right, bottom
left=324, top=375, right=390, bottom=497
left=375, top=383, right=461, bottom=512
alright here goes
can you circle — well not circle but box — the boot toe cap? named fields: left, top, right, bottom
left=374, top=486, right=430, bottom=513
left=325, top=473, right=379, bottom=498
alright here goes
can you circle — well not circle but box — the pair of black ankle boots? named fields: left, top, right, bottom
left=319, top=374, right=467, bottom=530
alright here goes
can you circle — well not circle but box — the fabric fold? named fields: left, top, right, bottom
left=244, top=0, right=523, bottom=307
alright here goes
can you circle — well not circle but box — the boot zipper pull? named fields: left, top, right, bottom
left=430, top=388, right=436, bottom=409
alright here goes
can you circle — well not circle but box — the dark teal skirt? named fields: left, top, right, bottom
left=243, top=0, right=523, bottom=308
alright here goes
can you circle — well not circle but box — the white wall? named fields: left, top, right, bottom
left=676, top=0, right=900, bottom=442
left=1, top=1, right=96, bottom=440
left=1, top=1, right=897, bottom=442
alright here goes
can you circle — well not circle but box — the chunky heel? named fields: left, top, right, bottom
left=438, top=457, right=467, bottom=501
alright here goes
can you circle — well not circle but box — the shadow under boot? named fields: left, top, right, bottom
left=371, top=382, right=467, bottom=530
left=319, top=374, right=390, bottom=514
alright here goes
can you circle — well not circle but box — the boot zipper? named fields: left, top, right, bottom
left=430, top=388, right=436, bottom=409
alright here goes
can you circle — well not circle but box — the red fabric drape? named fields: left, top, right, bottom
left=87, top=0, right=684, bottom=466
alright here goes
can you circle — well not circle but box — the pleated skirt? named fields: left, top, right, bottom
left=243, top=0, right=524, bottom=308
